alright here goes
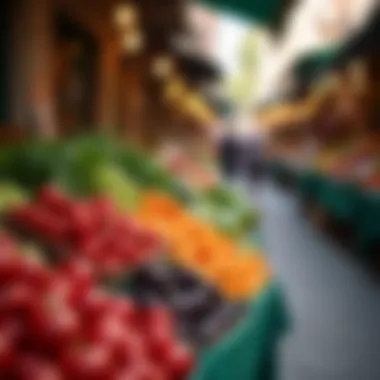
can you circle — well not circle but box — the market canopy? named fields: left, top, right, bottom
left=198, top=0, right=295, bottom=29
left=337, top=6, right=380, bottom=65
left=292, top=47, right=342, bottom=85
left=291, top=6, right=380, bottom=81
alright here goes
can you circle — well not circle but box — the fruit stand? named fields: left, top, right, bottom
left=262, top=14, right=380, bottom=262
left=0, top=135, right=288, bottom=380
left=355, top=191, right=380, bottom=256
left=268, top=127, right=380, bottom=263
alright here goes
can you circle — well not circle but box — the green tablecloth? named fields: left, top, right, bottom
left=298, top=170, right=380, bottom=257
left=317, top=179, right=360, bottom=224
left=298, top=172, right=360, bottom=223
left=191, top=283, right=288, bottom=380
left=298, top=171, right=324, bottom=200
left=355, top=191, right=380, bottom=256
left=290, top=166, right=380, bottom=261
left=191, top=228, right=288, bottom=380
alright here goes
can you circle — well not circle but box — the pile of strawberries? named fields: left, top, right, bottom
left=8, top=187, right=161, bottom=277
left=0, top=232, right=193, bottom=379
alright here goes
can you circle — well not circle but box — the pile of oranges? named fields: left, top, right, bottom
left=135, top=192, right=271, bottom=300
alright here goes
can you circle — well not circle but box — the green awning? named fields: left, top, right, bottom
left=294, top=6, right=380, bottom=81
left=198, top=0, right=288, bottom=27
left=338, top=7, right=380, bottom=64
left=293, top=47, right=341, bottom=83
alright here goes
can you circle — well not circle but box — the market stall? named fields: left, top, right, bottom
left=0, top=135, right=288, bottom=380
left=264, top=6, right=380, bottom=265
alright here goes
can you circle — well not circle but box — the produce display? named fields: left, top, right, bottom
left=270, top=134, right=380, bottom=266
left=92, top=164, right=140, bottom=211
left=0, top=141, right=64, bottom=192
left=0, top=231, right=194, bottom=380
left=158, top=148, right=258, bottom=238
left=0, top=136, right=260, bottom=239
left=318, top=139, right=379, bottom=182
left=0, top=183, right=28, bottom=212
left=7, top=186, right=161, bottom=278
left=193, top=186, right=258, bottom=239
left=0, top=135, right=194, bottom=204
left=158, top=147, right=219, bottom=191
left=314, top=149, right=348, bottom=173
left=114, top=142, right=195, bottom=204
left=129, top=261, right=246, bottom=348
left=362, top=169, right=380, bottom=191
left=136, top=192, right=270, bottom=300
left=0, top=135, right=278, bottom=380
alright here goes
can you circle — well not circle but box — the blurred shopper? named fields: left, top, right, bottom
left=245, top=130, right=265, bottom=181
left=219, top=130, right=242, bottom=180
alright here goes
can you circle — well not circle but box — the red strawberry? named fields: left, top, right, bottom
left=61, top=344, right=114, bottom=380
left=20, top=254, right=52, bottom=291
left=0, top=323, right=17, bottom=370
left=0, top=282, right=37, bottom=316
left=145, top=306, right=175, bottom=337
left=17, top=355, right=63, bottom=380
left=164, top=343, right=194, bottom=378
left=37, top=186, right=69, bottom=213
left=90, top=314, right=126, bottom=345
left=92, top=196, right=116, bottom=225
left=28, top=295, right=80, bottom=350
left=80, top=289, right=111, bottom=322
left=59, top=258, right=95, bottom=289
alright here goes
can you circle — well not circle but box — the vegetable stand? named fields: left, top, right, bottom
left=355, top=191, right=380, bottom=258
left=290, top=164, right=380, bottom=261
left=0, top=136, right=288, bottom=380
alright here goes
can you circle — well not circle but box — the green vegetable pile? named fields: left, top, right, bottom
left=193, top=186, right=259, bottom=239
left=0, top=182, right=28, bottom=212
left=0, top=135, right=194, bottom=206
left=0, top=134, right=260, bottom=240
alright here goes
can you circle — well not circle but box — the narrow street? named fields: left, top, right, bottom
left=254, top=181, right=380, bottom=380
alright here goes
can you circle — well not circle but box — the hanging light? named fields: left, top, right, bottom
left=113, top=3, right=138, bottom=30
left=152, top=56, right=175, bottom=80
left=122, top=31, right=145, bottom=55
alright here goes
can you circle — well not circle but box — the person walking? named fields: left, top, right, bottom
left=219, top=130, right=242, bottom=180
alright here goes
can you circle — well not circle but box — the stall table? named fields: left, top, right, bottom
left=191, top=283, right=288, bottom=380
left=191, top=229, right=289, bottom=380
left=356, top=191, right=380, bottom=258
